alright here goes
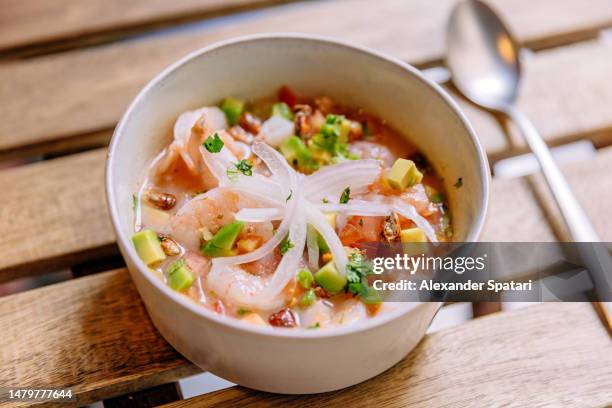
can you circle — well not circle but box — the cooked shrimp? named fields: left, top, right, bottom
left=349, top=141, right=396, bottom=167
left=165, top=187, right=274, bottom=251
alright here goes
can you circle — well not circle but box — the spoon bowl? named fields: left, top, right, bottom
left=446, top=0, right=521, bottom=110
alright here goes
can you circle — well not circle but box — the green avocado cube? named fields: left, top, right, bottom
left=132, top=229, right=166, bottom=266
left=280, top=135, right=314, bottom=169
left=201, top=221, right=244, bottom=257
left=271, top=102, right=294, bottom=120
left=166, top=259, right=195, bottom=291
left=221, top=97, right=244, bottom=125
left=315, top=261, right=347, bottom=294
left=386, top=158, right=423, bottom=191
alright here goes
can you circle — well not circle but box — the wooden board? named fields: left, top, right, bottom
left=1, top=1, right=612, bottom=157
left=0, top=0, right=289, bottom=52
left=0, top=149, right=115, bottom=282
left=0, top=268, right=200, bottom=408
left=528, top=145, right=612, bottom=242
left=162, top=302, right=612, bottom=407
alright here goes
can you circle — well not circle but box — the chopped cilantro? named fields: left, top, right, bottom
left=203, top=133, right=224, bottom=153
left=308, top=322, right=321, bottom=329
left=235, top=159, right=253, bottom=176
left=286, top=189, right=293, bottom=202
left=227, top=160, right=252, bottom=180
left=322, top=198, right=329, bottom=204
left=345, top=251, right=380, bottom=304
left=280, top=235, right=294, bottom=255
left=339, top=187, right=351, bottom=204
left=454, top=177, right=463, bottom=188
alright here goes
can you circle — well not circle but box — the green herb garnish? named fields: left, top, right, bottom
left=339, top=187, right=351, bottom=204
left=322, top=198, right=329, bottom=204
left=235, top=159, right=253, bottom=176
left=203, top=132, right=224, bottom=153
left=286, top=189, right=293, bottom=202
left=227, top=159, right=253, bottom=180
left=280, top=235, right=294, bottom=255
left=454, top=177, right=463, bottom=188
left=308, top=322, right=321, bottom=329
left=345, top=251, right=380, bottom=304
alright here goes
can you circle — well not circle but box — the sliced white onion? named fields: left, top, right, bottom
left=214, top=146, right=299, bottom=266
left=228, top=174, right=285, bottom=203
left=305, top=202, right=347, bottom=275
left=235, top=208, right=284, bottom=223
left=261, top=198, right=307, bottom=300
left=392, top=198, right=438, bottom=243
left=259, top=115, right=294, bottom=147
left=306, top=225, right=320, bottom=271
left=305, top=159, right=381, bottom=202
left=316, top=200, right=392, bottom=216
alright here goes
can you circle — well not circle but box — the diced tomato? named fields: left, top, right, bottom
left=278, top=85, right=298, bottom=108
left=339, top=216, right=384, bottom=245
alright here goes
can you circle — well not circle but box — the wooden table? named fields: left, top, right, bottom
left=1, top=0, right=611, bottom=406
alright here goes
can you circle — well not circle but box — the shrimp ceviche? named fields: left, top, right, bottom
left=132, top=86, right=452, bottom=329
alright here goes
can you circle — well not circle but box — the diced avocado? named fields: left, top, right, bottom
left=280, top=136, right=314, bottom=170
left=386, top=158, right=423, bottom=191
left=221, top=97, right=244, bottom=125
left=400, top=227, right=428, bottom=243
left=360, top=286, right=382, bottom=305
left=299, top=289, right=316, bottom=307
left=271, top=102, right=294, bottom=120
left=315, top=261, right=347, bottom=294
left=166, top=259, right=195, bottom=291
left=201, top=221, right=244, bottom=257
left=297, top=269, right=314, bottom=289
left=132, top=229, right=166, bottom=266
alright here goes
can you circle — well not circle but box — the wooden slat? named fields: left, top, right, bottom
left=162, top=302, right=612, bottom=407
left=528, top=145, right=612, bottom=242
left=0, top=269, right=199, bottom=408
left=1, top=0, right=612, bottom=157
left=0, top=0, right=290, bottom=52
left=0, top=149, right=116, bottom=282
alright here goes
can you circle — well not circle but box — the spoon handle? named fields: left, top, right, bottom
left=506, top=106, right=612, bottom=322
left=504, top=106, right=599, bottom=242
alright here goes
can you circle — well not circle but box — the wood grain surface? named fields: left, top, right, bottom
left=0, top=269, right=200, bottom=408
left=1, top=0, right=612, bottom=157
left=0, top=0, right=289, bottom=52
left=0, top=149, right=115, bottom=282
left=161, top=302, right=612, bottom=408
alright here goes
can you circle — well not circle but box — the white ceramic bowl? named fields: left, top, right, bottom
left=106, top=34, right=489, bottom=394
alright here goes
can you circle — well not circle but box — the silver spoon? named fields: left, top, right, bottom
left=446, top=0, right=611, bottom=330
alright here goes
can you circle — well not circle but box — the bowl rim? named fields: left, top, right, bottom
left=106, top=32, right=490, bottom=339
